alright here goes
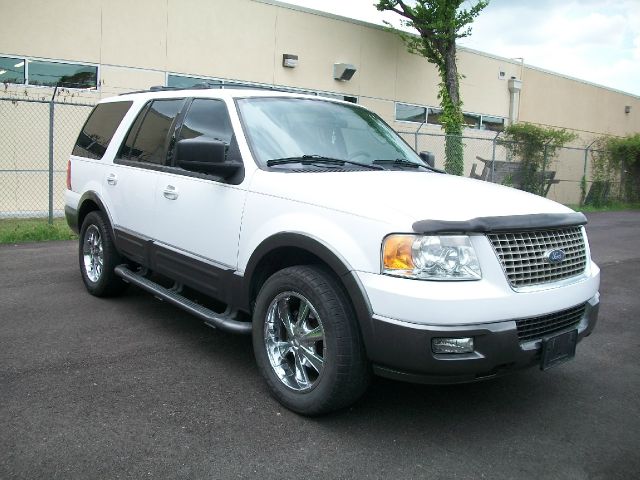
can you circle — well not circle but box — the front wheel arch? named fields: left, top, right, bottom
left=240, top=233, right=377, bottom=368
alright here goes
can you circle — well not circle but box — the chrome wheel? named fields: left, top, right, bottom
left=264, top=291, right=326, bottom=392
left=82, top=224, right=103, bottom=283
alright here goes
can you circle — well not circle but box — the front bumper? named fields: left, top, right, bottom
left=367, top=293, right=599, bottom=384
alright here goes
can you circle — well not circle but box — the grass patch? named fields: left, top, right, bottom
left=0, top=217, right=77, bottom=244
left=569, top=201, right=640, bottom=213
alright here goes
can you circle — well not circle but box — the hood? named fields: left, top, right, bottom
left=249, top=170, right=574, bottom=229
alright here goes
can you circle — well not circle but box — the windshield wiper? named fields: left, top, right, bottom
left=267, top=155, right=383, bottom=170
left=373, top=158, right=434, bottom=171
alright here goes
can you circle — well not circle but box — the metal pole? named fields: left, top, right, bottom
left=414, top=121, right=426, bottom=152
left=491, top=131, right=501, bottom=183
left=583, top=139, right=597, bottom=205
left=541, top=142, right=549, bottom=197
left=48, top=86, right=58, bottom=224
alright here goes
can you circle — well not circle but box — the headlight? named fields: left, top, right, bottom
left=382, top=234, right=481, bottom=280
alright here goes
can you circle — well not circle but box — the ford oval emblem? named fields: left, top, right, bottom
left=545, top=249, right=566, bottom=264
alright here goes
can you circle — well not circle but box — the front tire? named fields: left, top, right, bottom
left=79, top=211, right=128, bottom=297
left=252, top=265, right=370, bottom=415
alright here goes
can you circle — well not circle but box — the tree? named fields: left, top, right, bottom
left=376, top=0, right=489, bottom=175
left=589, top=133, right=640, bottom=205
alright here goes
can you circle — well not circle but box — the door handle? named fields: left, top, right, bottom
left=163, top=185, right=179, bottom=200
left=106, top=173, right=117, bottom=186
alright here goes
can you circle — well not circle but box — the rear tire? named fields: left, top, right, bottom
left=252, top=265, right=370, bottom=416
left=78, top=211, right=128, bottom=297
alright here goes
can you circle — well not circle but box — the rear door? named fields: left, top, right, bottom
left=104, top=98, right=186, bottom=264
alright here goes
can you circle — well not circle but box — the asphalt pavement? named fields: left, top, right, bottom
left=1, top=211, right=639, bottom=479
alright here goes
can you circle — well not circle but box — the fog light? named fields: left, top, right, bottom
left=432, top=337, right=474, bottom=354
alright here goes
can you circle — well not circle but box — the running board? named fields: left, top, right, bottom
left=114, top=265, right=252, bottom=335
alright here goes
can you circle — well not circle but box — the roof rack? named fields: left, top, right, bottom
left=120, top=82, right=298, bottom=96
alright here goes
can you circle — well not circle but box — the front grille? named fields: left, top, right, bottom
left=487, top=227, right=587, bottom=288
left=516, top=303, right=586, bottom=342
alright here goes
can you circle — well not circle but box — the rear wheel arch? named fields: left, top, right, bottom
left=77, top=192, right=117, bottom=245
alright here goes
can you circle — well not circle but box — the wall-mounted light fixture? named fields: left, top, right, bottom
left=333, top=63, right=357, bottom=81
left=282, top=54, right=298, bottom=68
left=625, top=105, right=631, bottom=114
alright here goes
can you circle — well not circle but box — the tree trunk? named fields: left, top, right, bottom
left=442, top=41, right=464, bottom=175
left=443, top=41, right=460, bottom=107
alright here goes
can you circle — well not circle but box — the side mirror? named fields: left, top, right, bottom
left=419, top=151, right=436, bottom=168
left=175, top=138, right=243, bottom=178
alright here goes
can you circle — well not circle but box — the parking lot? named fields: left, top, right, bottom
left=1, top=211, right=639, bottom=479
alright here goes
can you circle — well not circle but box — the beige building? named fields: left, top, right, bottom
left=1, top=0, right=639, bottom=214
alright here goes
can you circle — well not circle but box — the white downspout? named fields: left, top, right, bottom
left=508, top=78, right=522, bottom=125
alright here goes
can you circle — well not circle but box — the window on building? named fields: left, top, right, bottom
left=395, top=103, right=427, bottom=123
left=167, top=74, right=222, bottom=89
left=28, top=60, right=97, bottom=88
left=0, top=56, right=25, bottom=84
left=481, top=115, right=505, bottom=132
left=317, top=92, right=358, bottom=103
left=72, top=101, right=132, bottom=160
left=121, top=99, right=185, bottom=165
left=462, top=112, right=481, bottom=129
left=427, top=107, right=444, bottom=126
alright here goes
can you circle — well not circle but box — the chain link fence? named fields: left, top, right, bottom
left=0, top=96, right=622, bottom=220
left=398, top=130, right=618, bottom=206
left=0, top=97, right=94, bottom=220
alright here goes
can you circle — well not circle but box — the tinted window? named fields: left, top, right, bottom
left=167, top=74, right=222, bottom=89
left=123, top=99, right=185, bottom=165
left=178, top=99, right=233, bottom=144
left=0, top=56, right=25, bottom=84
left=317, top=92, right=358, bottom=104
left=120, top=104, right=150, bottom=160
left=427, top=107, right=444, bottom=126
left=28, top=60, right=97, bottom=88
left=395, top=103, right=426, bottom=123
left=463, top=112, right=481, bottom=129
left=72, top=101, right=133, bottom=159
left=481, top=115, right=505, bottom=132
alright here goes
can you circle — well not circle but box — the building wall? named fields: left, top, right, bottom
left=0, top=0, right=638, bottom=213
left=2, top=0, right=637, bottom=136
left=519, top=66, right=640, bottom=138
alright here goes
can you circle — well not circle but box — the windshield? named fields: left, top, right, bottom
left=236, top=97, right=425, bottom=169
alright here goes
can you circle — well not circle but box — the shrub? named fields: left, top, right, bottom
left=499, top=123, right=576, bottom=196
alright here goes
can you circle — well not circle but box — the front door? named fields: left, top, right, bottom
left=151, top=98, right=248, bottom=297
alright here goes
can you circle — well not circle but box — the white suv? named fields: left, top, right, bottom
left=65, top=87, right=600, bottom=415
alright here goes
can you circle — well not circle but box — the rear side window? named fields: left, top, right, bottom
left=120, top=99, right=185, bottom=165
left=72, top=101, right=132, bottom=159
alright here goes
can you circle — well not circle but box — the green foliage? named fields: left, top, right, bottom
left=376, top=0, right=489, bottom=175
left=499, top=123, right=576, bottom=196
left=0, top=218, right=77, bottom=244
left=587, top=137, right=618, bottom=207
left=589, top=133, right=640, bottom=205
left=501, top=173, right=514, bottom=188
left=607, top=133, right=640, bottom=167
left=579, top=174, right=587, bottom=206
left=572, top=201, right=640, bottom=213
left=445, top=134, right=464, bottom=176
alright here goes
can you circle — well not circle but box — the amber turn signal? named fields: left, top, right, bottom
left=383, top=234, right=415, bottom=270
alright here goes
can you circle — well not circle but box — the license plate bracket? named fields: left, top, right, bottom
left=540, top=329, right=578, bottom=371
